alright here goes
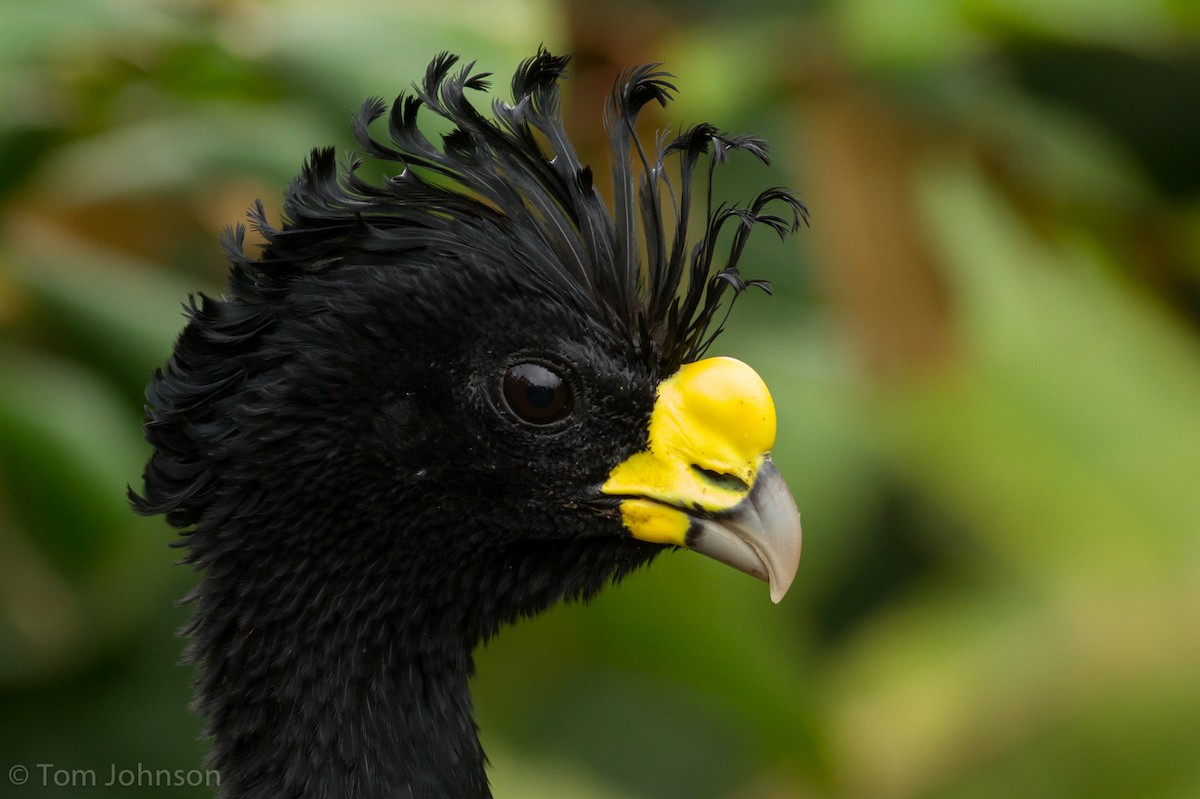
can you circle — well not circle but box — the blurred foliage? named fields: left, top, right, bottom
left=1, top=1, right=1199, bottom=798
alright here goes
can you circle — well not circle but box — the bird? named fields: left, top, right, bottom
left=132, top=48, right=805, bottom=799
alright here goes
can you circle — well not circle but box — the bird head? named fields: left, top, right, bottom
left=132, top=48, right=805, bottom=796
left=136, top=48, right=803, bottom=617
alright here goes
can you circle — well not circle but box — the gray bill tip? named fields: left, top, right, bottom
left=686, top=459, right=802, bottom=603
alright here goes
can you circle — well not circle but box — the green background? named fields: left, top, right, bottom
left=1, top=1, right=1198, bottom=797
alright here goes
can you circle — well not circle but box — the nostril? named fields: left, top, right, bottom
left=691, top=465, right=750, bottom=493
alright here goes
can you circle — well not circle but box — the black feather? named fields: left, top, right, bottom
left=135, top=43, right=807, bottom=538
left=252, top=47, right=800, bottom=367
left=130, top=49, right=805, bottom=799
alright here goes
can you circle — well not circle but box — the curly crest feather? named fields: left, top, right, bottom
left=251, top=47, right=803, bottom=369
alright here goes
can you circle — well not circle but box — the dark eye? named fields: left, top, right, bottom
left=502, top=362, right=572, bottom=425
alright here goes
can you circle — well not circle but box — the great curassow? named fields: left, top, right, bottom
left=133, top=48, right=804, bottom=799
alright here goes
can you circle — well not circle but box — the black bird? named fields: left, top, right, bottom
left=133, top=49, right=805, bottom=799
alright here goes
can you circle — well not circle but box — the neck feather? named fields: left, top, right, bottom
left=184, top=512, right=655, bottom=799
left=189, top=546, right=492, bottom=799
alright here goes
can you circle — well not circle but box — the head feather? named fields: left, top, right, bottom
left=134, top=48, right=807, bottom=533
left=240, top=46, right=806, bottom=373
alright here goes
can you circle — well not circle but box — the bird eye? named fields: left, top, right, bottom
left=502, top=362, right=572, bottom=425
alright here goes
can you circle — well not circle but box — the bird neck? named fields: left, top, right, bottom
left=192, top=554, right=492, bottom=799
left=187, top=504, right=650, bottom=798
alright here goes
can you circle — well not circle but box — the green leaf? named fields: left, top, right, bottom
left=8, top=224, right=210, bottom=397
left=0, top=343, right=177, bottom=684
